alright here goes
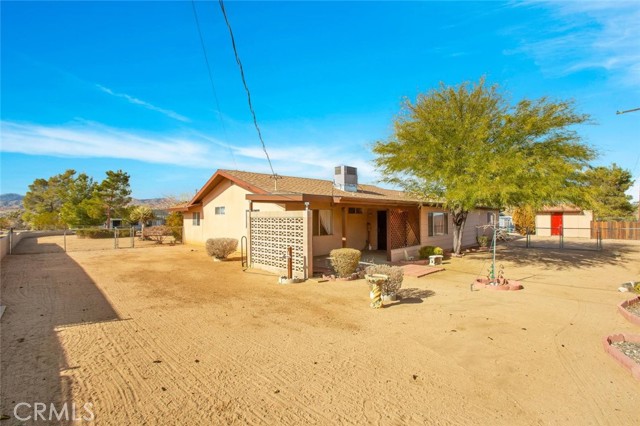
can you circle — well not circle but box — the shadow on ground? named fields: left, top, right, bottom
left=0, top=237, right=121, bottom=422
left=462, top=240, right=639, bottom=271
left=385, top=288, right=436, bottom=307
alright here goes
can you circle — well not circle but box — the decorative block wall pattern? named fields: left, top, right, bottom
left=249, top=211, right=311, bottom=277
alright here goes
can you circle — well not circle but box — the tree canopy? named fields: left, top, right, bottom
left=22, top=169, right=132, bottom=229
left=373, top=78, right=596, bottom=254
left=583, top=164, right=635, bottom=220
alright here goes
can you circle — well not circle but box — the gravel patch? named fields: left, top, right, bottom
left=611, top=341, right=640, bottom=365
left=625, top=300, right=640, bottom=317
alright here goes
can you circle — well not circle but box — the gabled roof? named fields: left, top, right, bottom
left=184, top=169, right=427, bottom=209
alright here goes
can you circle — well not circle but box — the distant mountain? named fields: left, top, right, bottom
left=0, top=193, right=24, bottom=210
left=0, top=193, right=177, bottom=212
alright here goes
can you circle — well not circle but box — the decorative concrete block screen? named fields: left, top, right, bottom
left=248, top=210, right=312, bottom=278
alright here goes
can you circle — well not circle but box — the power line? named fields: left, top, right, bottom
left=190, top=0, right=237, bottom=169
left=218, top=0, right=277, bottom=178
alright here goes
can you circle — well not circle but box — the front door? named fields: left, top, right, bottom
left=551, top=213, right=563, bottom=236
left=377, top=211, right=387, bottom=250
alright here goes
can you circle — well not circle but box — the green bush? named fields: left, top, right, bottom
left=419, top=246, right=443, bottom=259
left=76, top=229, right=113, bottom=239
left=365, top=264, right=404, bottom=295
left=75, top=228, right=133, bottom=239
left=330, top=248, right=361, bottom=277
left=206, top=238, right=238, bottom=259
left=477, top=235, right=490, bottom=247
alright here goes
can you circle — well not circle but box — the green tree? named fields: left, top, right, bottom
left=583, top=164, right=635, bottom=220
left=22, top=170, right=76, bottom=229
left=373, top=78, right=595, bottom=254
left=60, top=173, right=102, bottom=227
left=511, top=205, right=536, bottom=235
left=129, top=205, right=155, bottom=238
left=165, top=211, right=184, bottom=243
left=91, top=170, right=132, bottom=227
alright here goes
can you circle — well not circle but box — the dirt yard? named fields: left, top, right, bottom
left=1, top=235, right=639, bottom=425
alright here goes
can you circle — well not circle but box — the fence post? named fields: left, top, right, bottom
left=131, top=227, right=135, bottom=248
left=8, top=228, right=12, bottom=255
left=64, top=229, right=67, bottom=252
left=526, top=228, right=530, bottom=248
left=559, top=225, right=564, bottom=249
left=114, top=228, right=117, bottom=249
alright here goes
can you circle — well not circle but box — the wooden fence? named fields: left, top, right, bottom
left=591, top=221, right=640, bottom=240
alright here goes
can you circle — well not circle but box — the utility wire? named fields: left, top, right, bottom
left=218, top=0, right=277, bottom=178
left=190, top=0, right=237, bottom=169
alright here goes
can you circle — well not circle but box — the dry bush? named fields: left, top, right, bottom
left=365, top=264, right=404, bottom=295
left=330, top=248, right=361, bottom=277
left=206, top=238, right=238, bottom=260
left=143, top=225, right=172, bottom=244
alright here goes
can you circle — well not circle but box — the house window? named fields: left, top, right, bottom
left=428, top=212, right=448, bottom=236
left=348, top=207, right=363, bottom=214
left=215, top=206, right=225, bottom=215
left=313, top=210, right=333, bottom=236
left=192, top=212, right=201, bottom=226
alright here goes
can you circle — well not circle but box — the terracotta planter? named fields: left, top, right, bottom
left=473, top=277, right=523, bottom=291
left=618, top=297, right=640, bottom=326
left=602, top=333, right=640, bottom=381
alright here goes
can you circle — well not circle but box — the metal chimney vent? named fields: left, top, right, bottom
left=334, top=165, right=358, bottom=192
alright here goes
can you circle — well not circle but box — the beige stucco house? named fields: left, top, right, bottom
left=535, top=206, right=593, bottom=238
left=175, top=167, right=497, bottom=277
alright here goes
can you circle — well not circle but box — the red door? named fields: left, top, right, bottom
left=551, top=213, right=563, bottom=236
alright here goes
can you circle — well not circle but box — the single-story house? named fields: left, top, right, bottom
left=535, top=206, right=593, bottom=238
left=174, top=166, right=497, bottom=277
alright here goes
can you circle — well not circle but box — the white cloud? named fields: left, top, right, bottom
left=1, top=120, right=214, bottom=168
left=509, top=1, right=640, bottom=87
left=0, top=120, right=383, bottom=184
left=96, top=85, right=191, bottom=122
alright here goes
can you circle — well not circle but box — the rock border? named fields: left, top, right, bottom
left=618, top=296, right=640, bottom=327
left=602, top=333, right=640, bottom=381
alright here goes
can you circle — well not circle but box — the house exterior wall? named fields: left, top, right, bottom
left=535, top=210, right=592, bottom=238
left=419, top=207, right=497, bottom=252
left=182, top=181, right=284, bottom=245
left=536, top=214, right=552, bottom=236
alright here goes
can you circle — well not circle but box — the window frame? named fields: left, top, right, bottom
left=215, top=206, right=226, bottom=215
left=192, top=212, right=201, bottom=226
left=312, top=209, right=333, bottom=236
left=428, top=212, right=448, bottom=236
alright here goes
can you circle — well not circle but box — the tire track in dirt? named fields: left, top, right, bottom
left=551, top=299, right=609, bottom=425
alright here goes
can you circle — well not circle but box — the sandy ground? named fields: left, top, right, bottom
left=1, top=235, right=639, bottom=425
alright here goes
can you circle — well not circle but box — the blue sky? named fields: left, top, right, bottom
left=1, top=0, right=639, bottom=201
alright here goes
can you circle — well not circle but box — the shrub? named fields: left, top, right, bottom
left=76, top=229, right=113, bottom=239
left=144, top=226, right=172, bottom=244
left=206, top=238, right=238, bottom=259
left=365, top=264, right=404, bottom=295
left=477, top=235, right=490, bottom=247
left=330, top=248, right=361, bottom=277
left=419, top=246, right=443, bottom=259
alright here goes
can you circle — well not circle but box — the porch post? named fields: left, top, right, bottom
left=386, top=209, right=391, bottom=261
left=341, top=207, right=347, bottom=248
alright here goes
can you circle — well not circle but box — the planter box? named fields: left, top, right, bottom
left=473, top=277, right=523, bottom=291
left=618, top=297, right=640, bottom=326
left=602, top=333, right=640, bottom=381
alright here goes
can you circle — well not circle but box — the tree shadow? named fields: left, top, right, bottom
left=1, top=238, right=121, bottom=422
left=386, top=288, right=436, bottom=307
left=464, top=239, right=639, bottom=271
